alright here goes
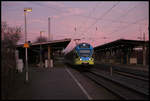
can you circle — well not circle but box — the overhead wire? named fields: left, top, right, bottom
left=77, top=2, right=101, bottom=35
left=79, top=2, right=120, bottom=36
left=75, top=2, right=142, bottom=26
left=72, top=3, right=101, bottom=40
left=106, top=17, right=148, bottom=37
left=108, top=3, right=141, bottom=35
left=88, top=13, right=147, bottom=44
left=76, top=15, right=135, bottom=24
left=86, top=3, right=145, bottom=41
left=19, top=2, right=147, bottom=42
left=113, top=3, right=141, bottom=22
left=79, top=2, right=120, bottom=41
left=105, top=3, right=148, bottom=37
left=32, top=2, right=63, bottom=12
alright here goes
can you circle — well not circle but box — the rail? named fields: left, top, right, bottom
left=83, top=69, right=148, bottom=100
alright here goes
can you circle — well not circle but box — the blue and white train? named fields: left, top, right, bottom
left=64, top=43, right=94, bottom=66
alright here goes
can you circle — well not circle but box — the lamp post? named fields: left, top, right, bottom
left=24, top=8, right=32, bottom=82
left=40, top=31, right=45, bottom=68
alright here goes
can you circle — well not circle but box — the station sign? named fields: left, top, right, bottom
left=24, top=43, right=29, bottom=48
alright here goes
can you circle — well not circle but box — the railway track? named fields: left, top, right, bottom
left=113, top=70, right=149, bottom=81
left=113, top=67, right=149, bottom=79
left=94, top=63, right=149, bottom=79
left=82, top=69, right=148, bottom=100
left=93, top=64, right=149, bottom=82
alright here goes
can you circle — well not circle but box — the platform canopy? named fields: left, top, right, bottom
left=16, top=38, right=71, bottom=50
left=94, top=39, right=149, bottom=51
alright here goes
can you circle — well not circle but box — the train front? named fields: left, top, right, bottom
left=75, top=43, right=94, bottom=65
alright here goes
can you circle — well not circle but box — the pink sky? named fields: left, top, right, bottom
left=2, top=1, right=149, bottom=51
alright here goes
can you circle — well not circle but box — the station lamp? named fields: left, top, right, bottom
left=24, top=7, right=32, bottom=83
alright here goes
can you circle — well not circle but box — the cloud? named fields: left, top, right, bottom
left=33, top=2, right=65, bottom=12
left=52, top=15, right=60, bottom=19
left=67, top=8, right=85, bottom=15
left=61, top=8, right=85, bottom=16
left=45, top=2, right=65, bottom=8
left=31, top=19, right=45, bottom=24
left=2, top=1, right=31, bottom=7
left=2, top=1, right=20, bottom=7
left=49, top=7, right=87, bottom=20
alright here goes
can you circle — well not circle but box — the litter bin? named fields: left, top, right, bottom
left=50, top=59, right=53, bottom=68
left=17, top=59, right=23, bottom=72
left=45, top=60, right=48, bottom=68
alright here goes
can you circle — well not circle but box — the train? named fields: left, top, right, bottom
left=64, top=42, right=94, bottom=66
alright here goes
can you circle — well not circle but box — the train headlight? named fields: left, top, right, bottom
left=80, top=58, right=82, bottom=61
left=88, top=58, right=91, bottom=60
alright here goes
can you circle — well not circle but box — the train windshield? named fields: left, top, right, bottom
left=79, top=49, right=91, bottom=57
left=79, top=50, right=90, bottom=53
left=80, top=53, right=90, bottom=57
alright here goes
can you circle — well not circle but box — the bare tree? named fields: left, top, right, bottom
left=1, top=21, right=22, bottom=99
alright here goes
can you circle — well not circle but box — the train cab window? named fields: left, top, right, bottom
left=79, top=50, right=90, bottom=53
left=80, top=53, right=90, bottom=57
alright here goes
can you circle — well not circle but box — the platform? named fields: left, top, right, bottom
left=8, top=66, right=88, bottom=100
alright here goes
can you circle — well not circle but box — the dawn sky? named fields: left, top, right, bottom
left=2, top=1, right=149, bottom=50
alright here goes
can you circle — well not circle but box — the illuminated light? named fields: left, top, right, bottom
left=24, top=43, right=29, bottom=48
left=40, top=31, right=45, bottom=34
left=24, top=8, right=32, bottom=12
left=80, top=58, right=82, bottom=61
